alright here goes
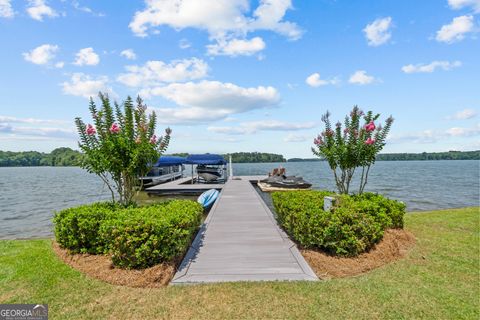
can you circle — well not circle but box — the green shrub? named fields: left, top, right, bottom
left=53, top=202, right=123, bottom=254
left=272, top=190, right=406, bottom=256
left=100, top=200, right=203, bottom=269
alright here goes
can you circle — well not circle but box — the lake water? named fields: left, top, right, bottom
left=0, top=160, right=478, bottom=239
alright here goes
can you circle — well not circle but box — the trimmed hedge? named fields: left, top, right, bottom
left=100, top=200, right=203, bottom=269
left=272, top=191, right=405, bottom=256
left=53, top=200, right=203, bottom=269
left=53, top=202, right=124, bottom=254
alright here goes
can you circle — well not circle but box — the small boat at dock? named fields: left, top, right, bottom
left=139, top=156, right=185, bottom=188
left=258, top=167, right=312, bottom=191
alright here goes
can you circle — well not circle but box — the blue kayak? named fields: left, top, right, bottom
left=197, top=189, right=220, bottom=208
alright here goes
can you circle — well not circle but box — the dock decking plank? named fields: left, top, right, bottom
left=171, top=177, right=318, bottom=284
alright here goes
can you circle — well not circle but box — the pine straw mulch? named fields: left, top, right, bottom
left=52, top=241, right=178, bottom=288
left=301, top=229, right=416, bottom=279
left=52, top=229, right=415, bottom=287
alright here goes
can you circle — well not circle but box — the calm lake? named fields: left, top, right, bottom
left=0, top=160, right=479, bottom=239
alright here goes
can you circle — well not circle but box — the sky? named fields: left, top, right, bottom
left=0, top=0, right=479, bottom=158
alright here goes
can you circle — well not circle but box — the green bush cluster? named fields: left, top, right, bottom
left=54, top=200, right=203, bottom=269
left=53, top=202, right=124, bottom=254
left=272, top=190, right=405, bottom=256
left=100, top=201, right=202, bottom=269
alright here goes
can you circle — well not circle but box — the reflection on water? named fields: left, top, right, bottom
left=0, top=160, right=478, bottom=239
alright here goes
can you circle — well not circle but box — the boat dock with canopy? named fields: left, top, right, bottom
left=185, top=154, right=227, bottom=184
left=138, top=156, right=186, bottom=188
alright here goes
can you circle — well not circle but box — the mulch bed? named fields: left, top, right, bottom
left=301, top=229, right=416, bottom=279
left=53, top=228, right=415, bottom=287
left=52, top=241, right=177, bottom=288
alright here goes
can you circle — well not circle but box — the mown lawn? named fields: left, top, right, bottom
left=1, top=207, right=479, bottom=319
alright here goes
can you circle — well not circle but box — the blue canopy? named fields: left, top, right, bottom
left=153, top=156, right=186, bottom=167
left=185, top=154, right=227, bottom=165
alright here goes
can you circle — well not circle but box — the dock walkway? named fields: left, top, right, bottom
left=172, top=177, right=318, bottom=284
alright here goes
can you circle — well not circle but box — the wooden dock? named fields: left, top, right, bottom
left=171, top=176, right=318, bottom=284
left=146, top=176, right=224, bottom=194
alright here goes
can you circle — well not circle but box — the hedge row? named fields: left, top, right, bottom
left=53, top=200, right=203, bottom=269
left=272, top=191, right=405, bottom=256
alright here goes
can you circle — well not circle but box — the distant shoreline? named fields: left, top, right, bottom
left=0, top=158, right=478, bottom=168
left=1, top=149, right=478, bottom=167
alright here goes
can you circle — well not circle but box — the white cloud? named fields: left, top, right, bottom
left=401, top=60, right=462, bottom=73
left=305, top=73, right=339, bottom=87
left=145, top=80, right=280, bottom=124
left=446, top=108, right=478, bottom=120
left=283, top=133, right=309, bottom=142
left=0, top=115, right=75, bottom=140
left=348, top=70, right=375, bottom=85
left=179, top=38, right=191, bottom=49
left=448, top=0, right=480, bottom=13
left=23, top=44, right=58, bottom=65
left=129, top=0, right=302, bottom=56
left=55, top=61, right=65, bottom=68
left=436, top=15, right=475, bottom=43
left=446, top=124, right=480, bottom=136
left=72, top=0, right=105, bottom=17
left=27, top=0, right=58, bottom=21
left=363, top=17, right=393, bottom=46
left=388, top=124, right=480, bottom=144
left=74, top=47, right=100, bottom=66
left=0, top=126, right=76, bottom=140
left=120, top=49, right=137, bottom=60
left=207, top=37, right=266, bottom=56
left=0, top=0, right=14, bottom=18
left=117, top=58, right=208, bottom=87
left=130, top=0, right=301, bottom=39
left=62, top=73, right=111, bottom=98
left=249, top=0, right=303, bottom=40
left=208, top=120, right=316, bottom=135
left=144, top=80, right=279, bottom=110
left=0, top=115, right=69, bottom=125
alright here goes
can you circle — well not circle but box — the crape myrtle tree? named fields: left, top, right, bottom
left=75, top=93, right=171, bottom=205
left=312, top=106, right=393, bottom=194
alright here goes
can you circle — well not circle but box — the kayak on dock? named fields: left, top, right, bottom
left=197, top=189, right=220, bottom=208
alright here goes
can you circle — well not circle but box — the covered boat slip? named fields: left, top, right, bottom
left=139, top=156, right=186, bottom=187
left=185, top=154, right=228, bottom=184
left=145, top=175, right=265, bottom=194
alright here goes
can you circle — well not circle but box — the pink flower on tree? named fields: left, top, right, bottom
left=109, top=123, right=120, bottom=134
left=149, top=135, right=157, bottom=144
left=364, top=121, right=376, bottom=132
left=313, top=136, right=323, bottom=145
left=86, top=124, right=96, bottom=135
left=365, top=137, right=375, bottom=145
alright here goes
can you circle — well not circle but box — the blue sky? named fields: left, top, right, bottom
left=0, top=0, right=479, bottom=158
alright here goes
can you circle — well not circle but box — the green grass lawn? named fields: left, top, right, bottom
left=1, top=207, right=479, bottom=319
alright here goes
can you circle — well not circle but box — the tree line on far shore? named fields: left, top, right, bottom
left=288, top=150, right=479, bottom=162
left=0, top=148, right=83, bottom=167
left=0, top=149, right=478, bottom=167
